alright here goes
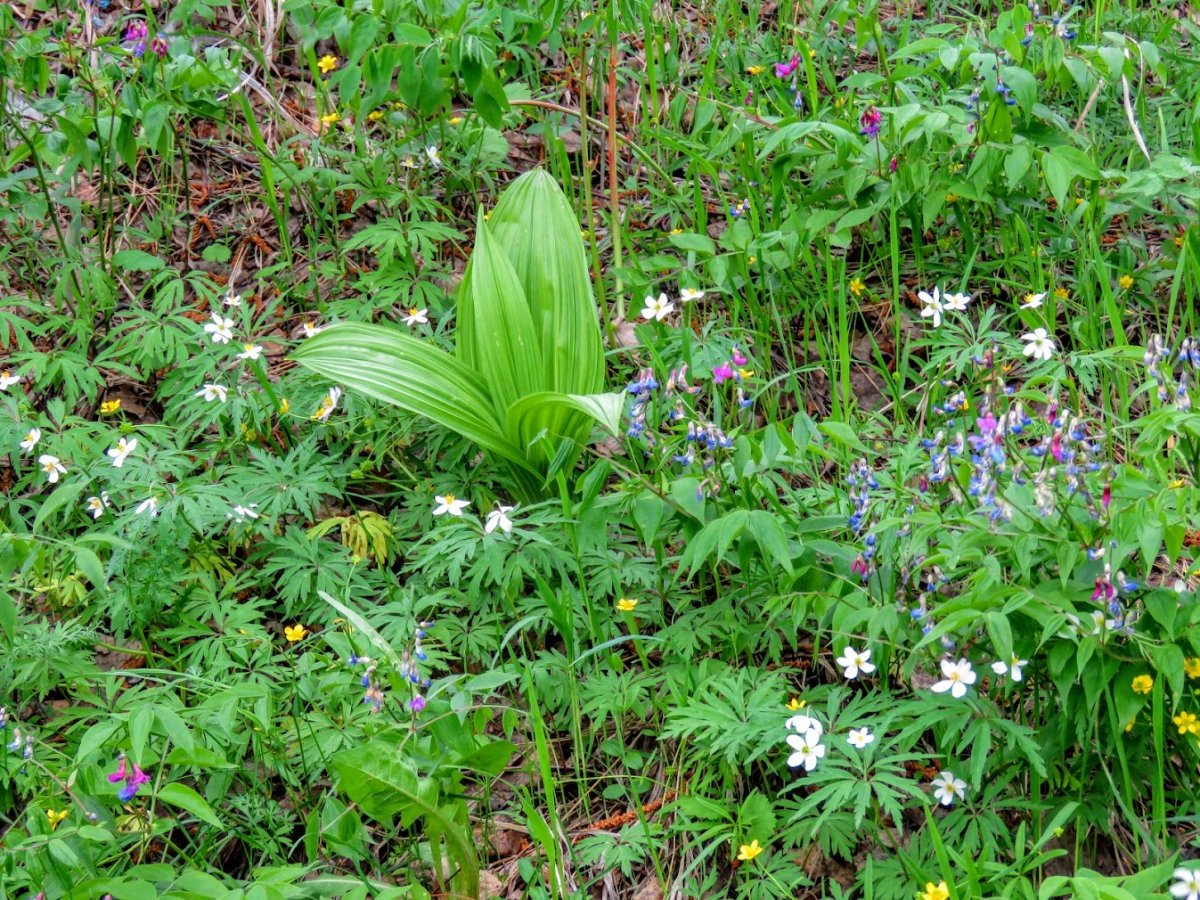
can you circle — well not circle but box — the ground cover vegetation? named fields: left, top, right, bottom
left=2, top=0, right=1200, bottom=897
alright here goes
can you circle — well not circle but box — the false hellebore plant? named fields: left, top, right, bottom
left=292, top=170, right=621, bottom=500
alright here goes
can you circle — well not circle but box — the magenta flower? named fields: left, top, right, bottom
left=109, top=754, right=152, bottom=803
left=1102, top=484, right=1111, bottom=509
left=123, top=21, right=149, bottom=42
left=107, top=755, right=127, bottom=784
left=775, top=55, right=800, bottom=79
left=149, top=36, right=168, bottom=57
left=731, top=348, right=748, bottom=366
left=859, top=107, right=882, bottom=139
left=712, top=363, right=735, bottom=384
left=409, top=695, right=427, bottom=713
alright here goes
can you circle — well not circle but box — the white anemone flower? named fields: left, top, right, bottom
left=0, top=369, right=20, bottom=390
left=135, top=497, right=159, bottom=517
left=302, top=321, right=323, bottom=338
left=917, top=287, right=944, bottom=327
left=931, top=658, right=977, bottom=698
left=1020, top=292, right=1045, bottom=309
left=785, top=727, right=826, bottom=772
left=931, top=771, right=968, bottom=806
left=237, top=343, right=263, bottom=361
left=433, top=494, right=470, bottom=516
left=196, top=384, right=229, bottom=403
left=85, top=492, right=111, bottom=519
left=1170, top=867, right=1200, bottom=900
left=228, top=504, right=260, bottom=523
left=1022, top=327, right=1056, bottom=361
left=203, top=313, right=235, bottom=345
left=835, top=646, right=876, bottom=680
left=106, top=437, right=137, bottom=468
left=403, top=307, right=429, bottom=326
left=943, top=291, right=971, bottom=311
left=847, top=727, right=875, bottom=749
left=223, top=292, right=243, bottom=308
left=313, top=387, right=342, bottom=422
left=640, top=292, right=674, bottom=322
left=39, top=454, right=67, bottom=483
left=19, top=427, right=41, bottom=453
left=679, top=287, right=705, bottom=303
left=785, top=714, right=823, bottom=738
left=484, top=505, right=514, bottom=534
left=990, top=655, right=1028, bottom=682
left=425, top=145, right=441, bottom=167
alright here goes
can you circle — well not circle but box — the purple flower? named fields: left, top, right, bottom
left=731, top=348, right=747, bottom=366
left=123, top=20, right=149, bottom=42
left=775, top=55, right=800, bottom=79
left=109, top=755, right=151, bottom=802
left=712, top=363, right=734, bottom=384
left=859, top=107, right=882, bottom=139
left=149, top=36, right=168, bottom=57
left=107, top=755, right=127, bottom=783
left=409, top=695, right=427, bottom=713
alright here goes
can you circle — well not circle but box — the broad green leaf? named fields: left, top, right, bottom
left=318, top=590, right=407, bottom=674
left=291, top=322, right=535, bottom=475
left=456, top=217, right=544, bottom=423
left=505, top=390, right=624, bottom=456
left=156, top=783, right=224, bottom=829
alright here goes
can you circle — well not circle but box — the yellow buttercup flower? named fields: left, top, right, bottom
left=1054, top=287, right=1069, bottom=299
left=849, top=276, right=865, bottom=297
left=1118, top=274, right=1133, bottom=289
left=449, top=116, right=463, bottom=125
left=1172, top=711, right=1199, bottom=735
left=918, top=882, right=950, bottom=900
left=99, top=399, right=122, bottom=414
left=1131, top=674, right=1153, bottom=695
left=738, top=368, right=754, bottom=380
left=318, top=54, right=338, bottom=74
left=1124, top=718, right=1135, bottom=733
left=737, top=839, right=763, bottom=862
left=47, top=809, right=68, bottom=829
left=284, top=624, right=308, bottom=643
left=367, top=110, right=384, bottom=122
left=945, top=192, right=960, bottom=203
left=1184, top=658, right=1200, bottom=679
left=787, top=697, right=806, bottom=711
left=278, top=398, right=290, bottom=415
left=616, top=598, right=638, bottom=613
left=320, top=112, right=340, bottom=126
left=746, top=65, right=765, bottom=75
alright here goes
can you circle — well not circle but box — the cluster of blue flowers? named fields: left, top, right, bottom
left=1145, top=333, right=1200, bottom=411
left=348, top=621, right=435, bottom=715
left=2, top=707, right=33, bottom=764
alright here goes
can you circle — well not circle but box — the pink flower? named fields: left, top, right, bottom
left=860, top=106, right=882, bottom=139
left=409, top=695, right=427, bottom=713
left=713, top=363, right=735, bottom=384
left=732, top=348, right=748, bottom=366
left=107, top=756, right=127, bottom=783
left=775, top=55, right=800, bottom=79
left=1102, top=484, right=1111, bottom=509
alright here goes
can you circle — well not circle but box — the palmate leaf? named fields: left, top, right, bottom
left=291, top=322, right=536, bottom=476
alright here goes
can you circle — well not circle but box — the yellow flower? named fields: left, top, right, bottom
left=1124, top=718, right=1135, bottom=733
left=670, top=227, right=683, bottom=235
left=284, top=624, right=308, bottom=643
left=918, top=882, right=950, bottom=900
left=1175, top=234, right=1185, bottom=248
left=616, top=598, right=638, bottom=613
left=320, top=112, right=340, bottom=126
left=737, top=839, right=763, bottom=862
left=1132, top=674, right=1153, bottom=695
left=1054, top=287, right=1069, bottom=299
left=318, top=54, right=338, bottom=74
left=1118, top=274, right=1133, bottom=289
left=367, top=110, right=384, bottom=122
left=738, top=368, right=754, bottom=380
left=99, top=399, right=122, bottom=414
left=747, top=255, right=757, bottom=264
left=787, top=697, right=806, bottom=711
left=746, top=65, right=764, bottom=75
left=807, top=49, right=816, bottom=58
left=278, top=398, right=290, bottom=415
left=1172, top=711, right=1198, bottom=735
left=1185, top=658, right=1200, bottom=679
left=46, top=809, right=68, bottom=829
left=945, top=192, right=960, bottom=203
left=849, top=277, right=865, bottom=297
left=449, top=116, right=463, bottom=125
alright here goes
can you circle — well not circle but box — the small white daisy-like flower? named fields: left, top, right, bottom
left=84, top=492, right=111, bottom=519
left=846, top=727, right=875, bottom=749
left=1022, top=327, right=1056, bottom=361
left=237, top=343, right=263, bottom=361
left=785, top=727, right=826, bottom=772
left=106, top=436, right=137, bottom=468
left=835, top=646, right=876, bottom=680
left=39, top=454, right=67, bottom=483
left=1020, top=292, right=1045, bottom=309
left=203, top=312, right=235, bottom=345
left=931, top=658, right=977, bottom=699
left=943, top=291, right=971, bottom=311
left=990, top=655, right=1028, bottom=682
left=1170, top=867, right=1200, bottom=900
left=19, top=427, right=41, bottom=453
left=931, top=770, right=967, bottom=807
left=0, top=369, right=20, bottom=390
left=679, top=287, right=705, bottom=303
left=403, top=307, right=429, bottom=327
left=195, top=384, right=229, bottom=403
left=135, top=497, right=159, bottom=517
left=917, top=287, right=944, bottom=328
left=433, top=493, right=470, bottom=516
left=302, top=321, right=322, bottom=338
left=640, top=292, right=674, bottom=322
left=785, top=713, right=823, bottom=738
left=484, top=504, right=514, bottom=534
left=223, top=292, right=243, bottom=308
left=313, top=387, right=342, bottom=422
left=425, top=145, right=441, bottom=167
left=228, top=504, right=260, bottom=523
